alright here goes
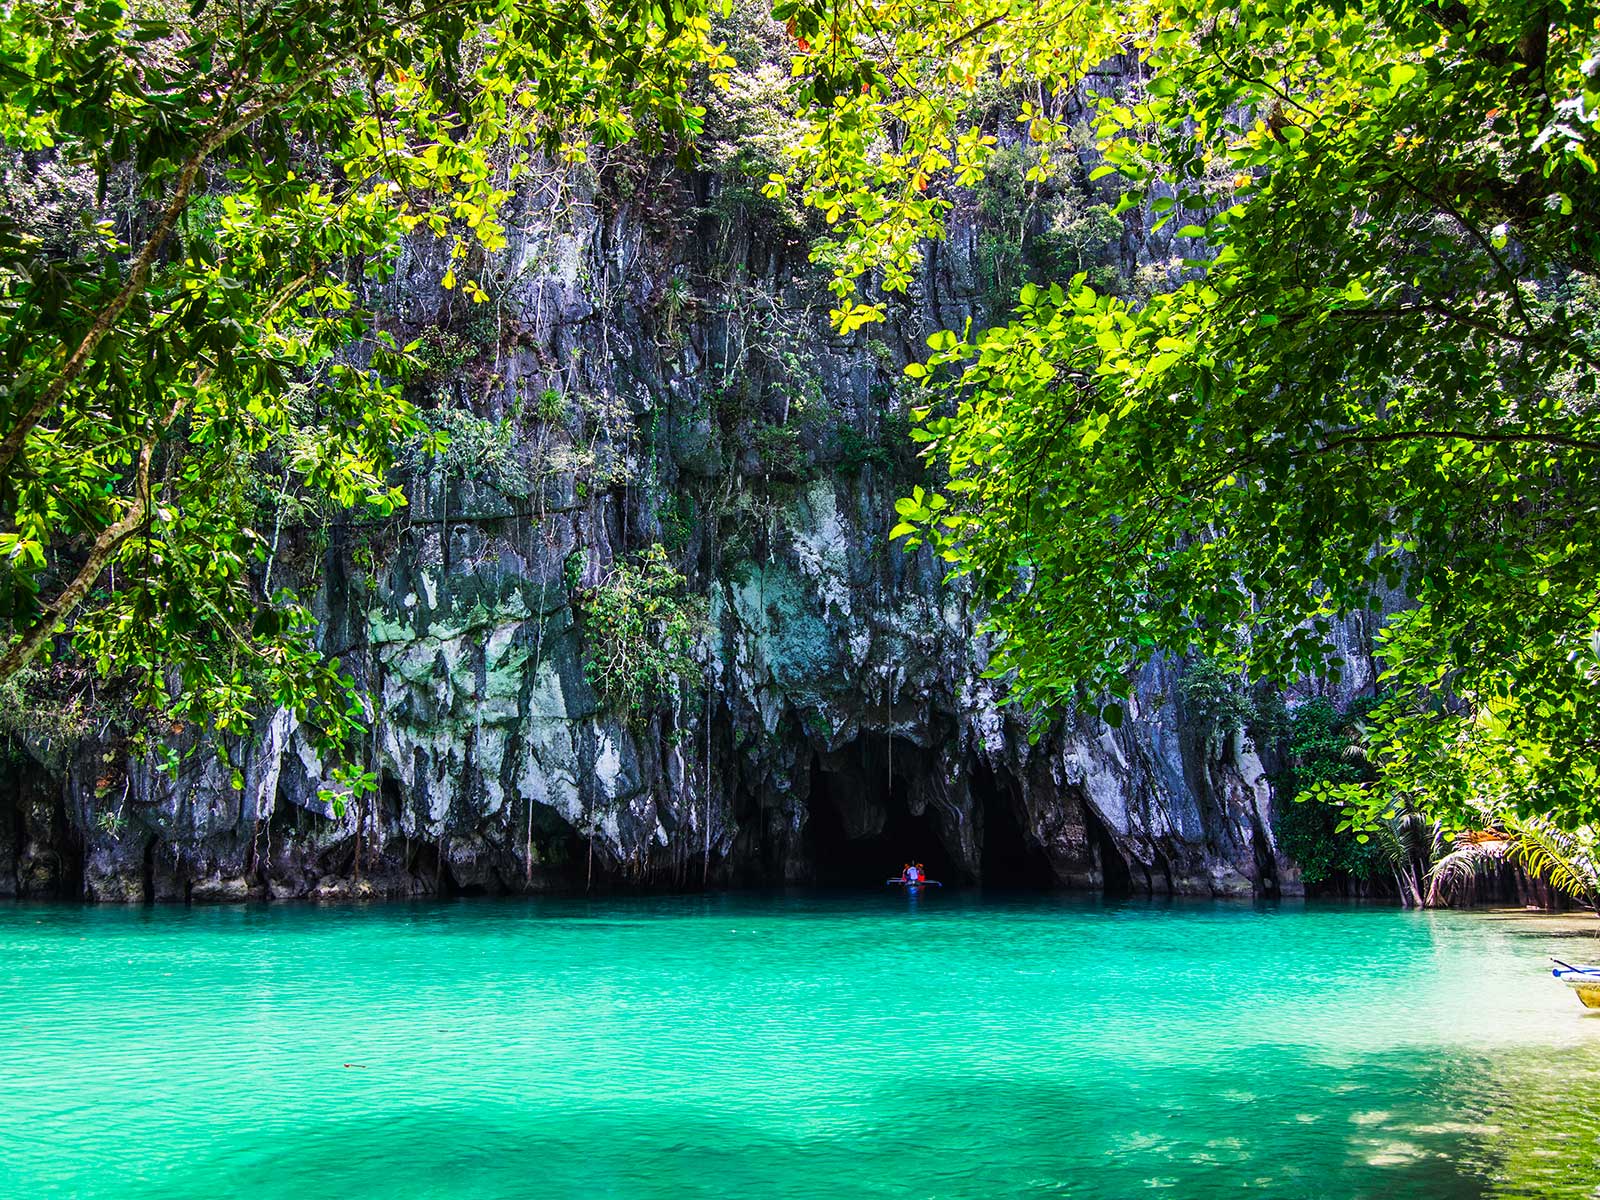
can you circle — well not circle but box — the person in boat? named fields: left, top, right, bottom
left=901, top=862, right=922, bottom=885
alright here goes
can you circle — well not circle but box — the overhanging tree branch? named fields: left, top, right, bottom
left=0, top=77, right=317, bottom=481
left=0, top=271, right=314, bottom=682
left=0, top=0, right=499, bottom=483
left=1309, top=428, right=1600, bottom=455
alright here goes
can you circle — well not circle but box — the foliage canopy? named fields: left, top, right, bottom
left=0, top=0, right=726, bottom=783
left=9, top=0, right=1600, bottom=852
left=777, top=0, right=1600, bottom=831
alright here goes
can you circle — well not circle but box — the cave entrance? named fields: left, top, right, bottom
left=380, top=770, right=405, bottom=824
left=1083, top=804, right=1133, bottom=897
left=806, top=746, right=959, bottom=887
left=973, top=761, right=1056, bottom=889
left=0, top=753, right=81, bottom=899
left=1251, top=817, right=1281, bottom=899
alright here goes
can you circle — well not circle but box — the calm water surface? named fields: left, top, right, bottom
left=2, top=893, right=1598, bottom=1198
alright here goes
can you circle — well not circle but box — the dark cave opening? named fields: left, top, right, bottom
left=410, top=838, right=446, bottom=894
left=973, top=761, right=1057, bottom=888
left=0, top=790, right=18, bottom=897
left=141, top=836, right=156, bottom=905
left=379, top=770, right=405, bottom=824
left=0, top=753, right=82, bottom=899
left=1251, top=817, right=1280, bottom=899
left=806, top=746, right=959, bottom=886
left=267, top=779, right=303, bottom=838
left=522, top=801, right=593, bottom=883
left=1083, top=804, right=1134, bottom=897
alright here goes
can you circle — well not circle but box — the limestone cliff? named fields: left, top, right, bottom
left=1, top=102, right=1329, bottom=903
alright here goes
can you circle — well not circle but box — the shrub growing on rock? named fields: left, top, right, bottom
left=576, top=544, right=705, bottom=724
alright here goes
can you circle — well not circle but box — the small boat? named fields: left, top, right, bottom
left=885, top=877, right=942, bottom=889
left=1551, top=959, right=1600, bottom=1009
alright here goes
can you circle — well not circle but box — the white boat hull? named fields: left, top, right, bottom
left=1553, top=966, right=1600, bottom=1009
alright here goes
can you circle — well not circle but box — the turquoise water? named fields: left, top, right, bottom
left=3, top=894, right=1599, bottom=1198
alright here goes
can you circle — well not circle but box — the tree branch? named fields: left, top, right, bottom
left=0, top=0, right=492, bottom=481
left=0, top=271, right=314, bottom=682
left=0, top=76, right=316, bottom=481
left=1310, top=427, right=1600, bottom=455
left=0, top=440, right=155, bottom=680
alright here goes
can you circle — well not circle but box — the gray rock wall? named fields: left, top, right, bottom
left=1, top=131, right=1305, bottom=903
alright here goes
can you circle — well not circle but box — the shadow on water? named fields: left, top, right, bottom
left=128, top=1047, right=1600, bottom=1200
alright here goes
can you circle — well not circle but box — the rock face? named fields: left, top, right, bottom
left=0, top=135, right=1312, bottom=904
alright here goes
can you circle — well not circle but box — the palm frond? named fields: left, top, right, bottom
left=1370, top=820, right=1407, bottom=870
left=1339, top=719, right=1370, bottom=764
left=1502, top=814, right=1600, bottom=906
left=1425, top=840, right=1504, bottom=907
left=1380, top=808, right=1444, bottom=865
